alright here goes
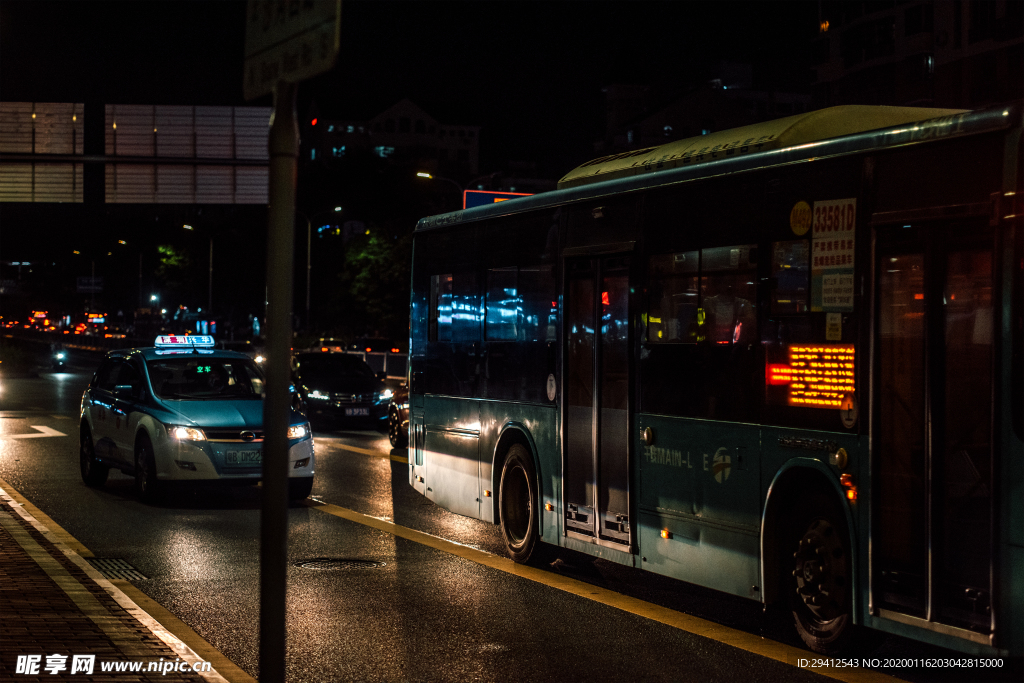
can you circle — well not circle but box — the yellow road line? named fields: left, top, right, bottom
left=306, top=499, right=903, bottom=683
left=0, top=476, right=255, bottom=683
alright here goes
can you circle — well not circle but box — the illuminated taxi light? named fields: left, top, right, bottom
left=286, top=423, right=310, bottom=440
left=169, top=425, right=206, bottom=441
left=155, top=335, right=215, bottom=348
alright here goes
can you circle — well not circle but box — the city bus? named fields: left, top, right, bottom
left=406, top=101, right=1023, bottom=657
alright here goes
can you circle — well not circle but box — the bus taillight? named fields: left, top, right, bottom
left=840, top=473, right=857, bottom=501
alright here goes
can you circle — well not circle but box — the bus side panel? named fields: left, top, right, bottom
left=422, top=395, right=481, bottom=520
left=478, top=401, right=559, bottom=535
left=636, top=413, right=760, bottom=599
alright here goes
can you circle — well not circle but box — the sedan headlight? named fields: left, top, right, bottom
left=378, top=389, right=393, bottom=402
left=168, top=425, right=206, bottom=441
left=307, top=389, right=330, bottom=401
left=287, top=423, right=311, bottom=440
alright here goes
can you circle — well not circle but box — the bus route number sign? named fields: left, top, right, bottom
left=811, top=198, right=856, bottom=312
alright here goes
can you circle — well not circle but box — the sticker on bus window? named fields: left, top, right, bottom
left=789, top=200, right=811, bottom=236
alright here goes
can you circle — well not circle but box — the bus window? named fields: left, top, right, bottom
left=429, top=274, right=453, bottom=341
left=486, top=267, right=519, bottom=341
left=519, top=264, right=556, bottom=342
left=771, top=240, right=810, bottom=314
left=646, top=251, right=698, bottom=342
left=700, top=245, right=758, bottom=345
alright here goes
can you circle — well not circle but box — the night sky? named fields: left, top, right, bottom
left=1, top=0, right=819, bottom=174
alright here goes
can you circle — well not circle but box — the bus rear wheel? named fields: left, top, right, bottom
left=788, top=496, right=853, bottom=654
left=499, top=444, right=544, bottom=564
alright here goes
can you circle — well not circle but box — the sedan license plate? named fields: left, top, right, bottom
left=226, top=450, right=262, bottom=465
left=345, top=407, right=369, bottom=417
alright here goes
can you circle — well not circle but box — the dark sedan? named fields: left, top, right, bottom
left=293, top=352, right=391, bottom=425
left=387, top=384, right=409, bottom=448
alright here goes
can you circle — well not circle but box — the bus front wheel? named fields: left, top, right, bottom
left=499, top=444, right=543, bottom=564
left=788, top=495, right=853, bottom=654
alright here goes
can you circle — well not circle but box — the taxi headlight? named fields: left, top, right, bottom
left=307, top=389, right=330, bottom=401
left=287, top=423, right=310, bottom=440
left=168, top=425, right=206, bottom=441
left=378, top=388, right=393, bottom=402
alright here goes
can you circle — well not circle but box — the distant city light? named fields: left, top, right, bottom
left=417, top=172, right=432, bottom=178
left=183, top=224, right=193, bottom=230
left=311, top=118, right=318, bottom=126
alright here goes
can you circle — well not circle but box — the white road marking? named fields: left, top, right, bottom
left=0, top=425, right=67, bottom=439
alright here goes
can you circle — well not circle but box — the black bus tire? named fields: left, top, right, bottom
left=134, top=436, right=162, bottom=504
left=80, top=424, right=109, bottom=488
left=499, top=444, right=549, bottom=565
left=787, top=493, right=854, bottom=654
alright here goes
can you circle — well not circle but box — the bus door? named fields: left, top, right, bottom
left=874, top=218, right=995, bottom=637
left=564, top=255, right=632, bottom=547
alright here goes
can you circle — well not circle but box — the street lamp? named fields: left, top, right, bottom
left=416, top=171, right=500, bottom=209
left=296, top=206, right=342, bottom=331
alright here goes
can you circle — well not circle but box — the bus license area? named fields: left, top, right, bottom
left=767, top=344, right=854, bottom=408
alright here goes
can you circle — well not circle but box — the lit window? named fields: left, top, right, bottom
left=347, top=125, right=354, bottom=133
left=374, top=146, right=394, bottom=158
left=311, top=148, right=316, bottom=160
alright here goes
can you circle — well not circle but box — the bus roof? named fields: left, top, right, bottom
left=415, top=102, right=1019, bottom=233
left=557, top=105, right=966, bottom=189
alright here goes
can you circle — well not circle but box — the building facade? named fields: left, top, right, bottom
left=812, top=0, right=1023, bottom=108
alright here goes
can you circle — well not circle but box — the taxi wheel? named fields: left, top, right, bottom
left=80, top=427, right=109, bottom=488
left=388, top=408, right=407, bottom=448
left=134, top=438, right=162, bottom=504
left=289, top=477, right=314, bottom=501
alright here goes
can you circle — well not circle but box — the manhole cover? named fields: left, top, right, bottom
left=295, top=558, right=386, bottom=570
left=87, top=558, right=148, bottom=581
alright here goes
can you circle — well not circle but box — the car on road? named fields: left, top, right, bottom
left=387, top=383, right=409, bottom=448
left=292, top=351, right=391, bottom=425
left=79, top=335, right=314, bottom=502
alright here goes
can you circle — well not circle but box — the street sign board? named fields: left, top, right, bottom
left=244, top=0, right=341, bottom=101
left=77, top=277, right=103, bottom=293
left=464, top=189, right=534, bottom=210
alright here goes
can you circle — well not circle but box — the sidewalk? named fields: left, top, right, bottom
left=0, top=487, right=230, bottom=682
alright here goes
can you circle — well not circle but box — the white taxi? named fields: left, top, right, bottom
left=79, top=335, right=314, bottom=502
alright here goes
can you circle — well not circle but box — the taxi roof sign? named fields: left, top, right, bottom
left=155, top=335, right=215, bottom=348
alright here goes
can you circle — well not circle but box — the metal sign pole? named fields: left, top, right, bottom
left=260, top=78, right=297, bottom=683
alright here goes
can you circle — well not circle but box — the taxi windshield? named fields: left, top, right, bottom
left=146, top=357, right=264, bottom=400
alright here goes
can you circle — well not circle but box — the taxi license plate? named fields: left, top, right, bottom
left=226, top=450, right=261, bottom=465
left=345, top=407, right=369, bottom=417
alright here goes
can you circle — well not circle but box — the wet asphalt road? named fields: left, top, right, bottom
left=0, top=343, right=1004, bottom=683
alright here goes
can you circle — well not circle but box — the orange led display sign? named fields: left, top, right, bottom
left=767, top=344, right=855, bottom=408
